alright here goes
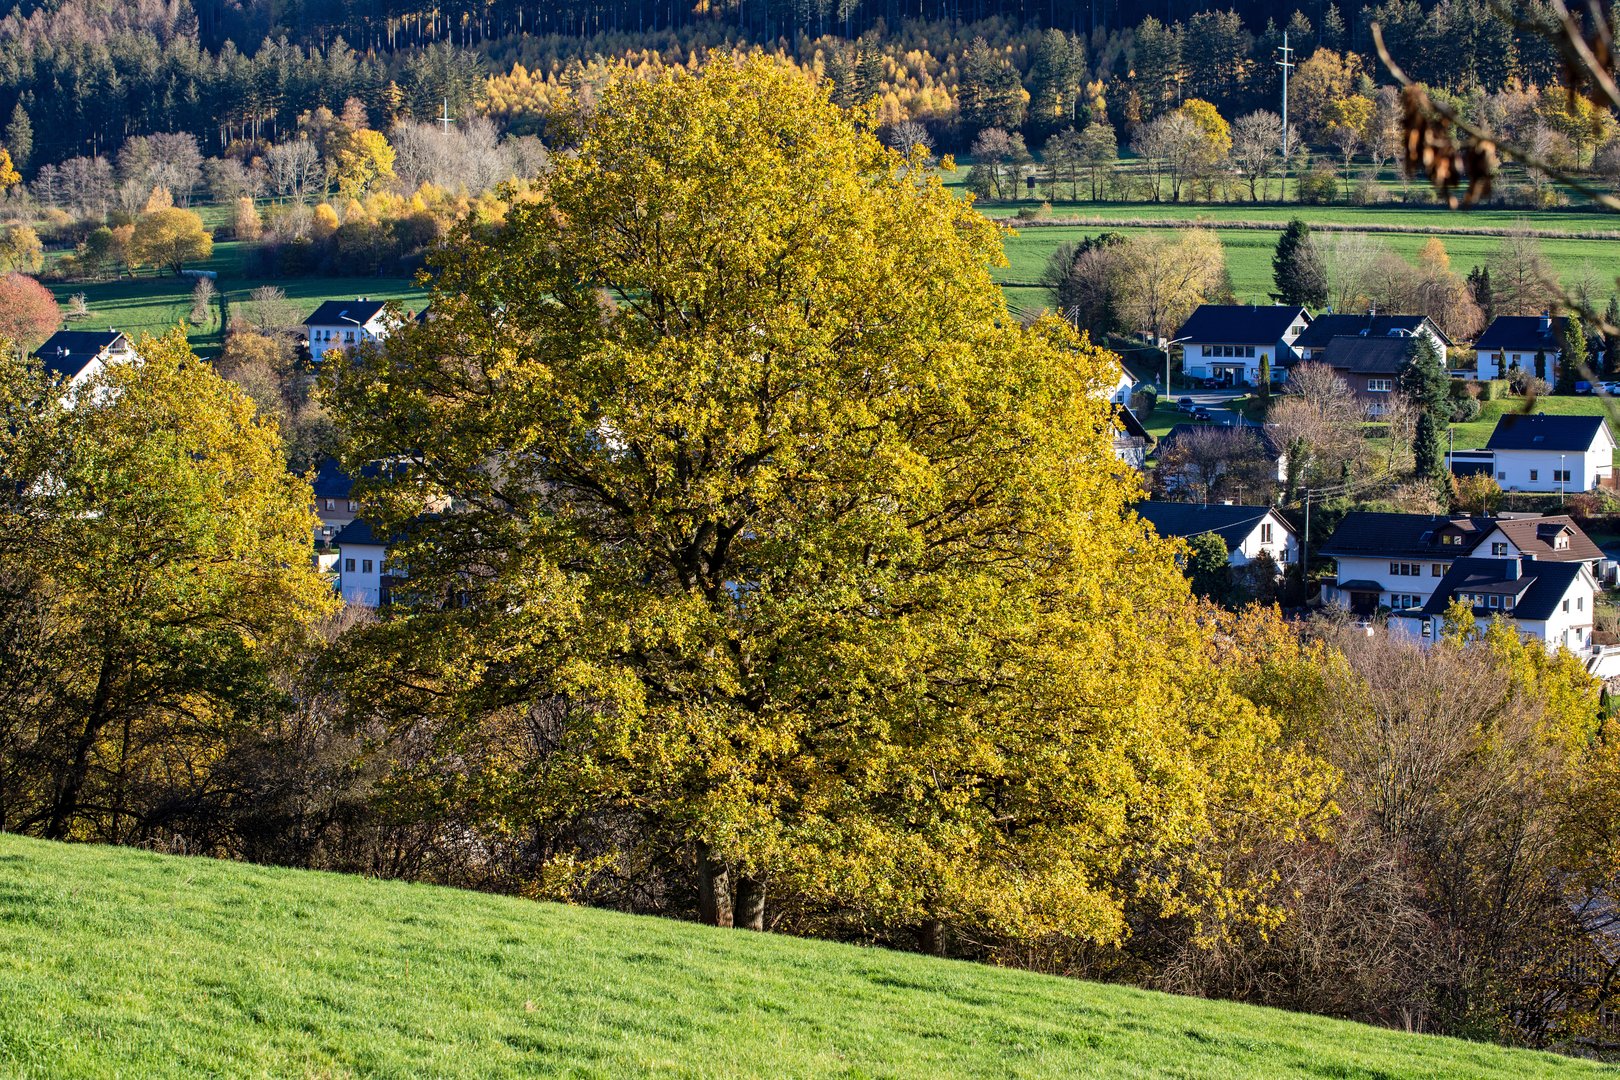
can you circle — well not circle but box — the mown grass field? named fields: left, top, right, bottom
left=992, top=224, right=1620, bottom=309
left=0, top=835, right=1611, bottom=1079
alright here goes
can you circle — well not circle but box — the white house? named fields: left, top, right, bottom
left=1390, top=556, right=1598, bottom=655
left=1136, top=501, right=1298, bottom=569
left=1292, top=312, right=1451, bottom=367
left=1321, top=511, right=1602, bottom=617
left=305, top=299, right=396, bottom=363
left=1472, top=313, right=1566, bottom=382
left=34, top=330, right=134, bottom=392
left=1174, top=305, right=1311, bottom=387
left=1472, top=414, right=1616, bottom=493
left=1112, top=406, right=1152, bottom=469
left=333, top=518, right=389, bottom=606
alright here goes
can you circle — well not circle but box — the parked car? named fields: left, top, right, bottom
left=1202, top=378, right=1227, bottom=390
left=1190, top=406, right=1213, bottom=422
left=1575, top=380, right=1595, bottom=395
left=1600, top=381, right=1620, bottom=396
left=1177, top=397, right=1196, bottom=413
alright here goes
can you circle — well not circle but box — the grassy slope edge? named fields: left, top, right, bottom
left=0, top=836, right=1610, bottom=1078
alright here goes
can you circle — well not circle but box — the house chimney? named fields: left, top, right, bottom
left=1507, top=557, right=1523, bottom=581
left=1540, top=310, right=1552, bottom=331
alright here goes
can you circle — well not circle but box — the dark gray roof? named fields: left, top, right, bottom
left=305, top=299, right=388, bottom=327
left=1322, top=511, right=1494, bottom=559
left=1414, top=557, right=1585, bottom=621
left=1484, top=413, right=1610, bottom=452
left=1159, top=422, right=1285, bottom=460
left=1176, top=304, right=1308, bottom=346
left=332, top=518, right=385, bottom=547
left=1294, top=313, right=1449, bottom=350
left=309, top=457, right=390, bottom=500
left=1474, top=315, right=1566, bottom=352
left=1116, top=405, right=1150, bottom=440
left=33, top=330, right=125, bottom=379
left=1136, top=501, right=1291, bottom=553
left=1321, top=334, right=1416, bottom=375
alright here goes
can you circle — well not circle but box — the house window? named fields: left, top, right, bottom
left=1578, top=596, right=1585, bottom=611
left=1530, top=470, right=1539, bottom=482
left=348, top=500, right=358, bottom=513
left=323, top=499, right=335, bottom=511
left=1432, top=564, right=1444, bottom=576
left=1563, top=599, right=1570, bottom=612
left=344, top=558, right=355, bottom=572
left=1261, top=523, right=1273, bottom=543
left=1489, top=595, right=1499, bottom=609
left=1554, top=469, right=1572, bottom=483
left=1504, top=596, right=1514, bottom=610
left=1498, top=472, right=1507, bottom=481
left=1556, top=535, right=1569, bottom=549
left=1491, top=542, right=1508, bottom=555
left=362, top=559, right=373, bottom=573
left=1422, top=621, right=1433, bottom=638
left=1390, top=561, right=1400, bottom=575
left=1367, top=379, right=1393, bottom=392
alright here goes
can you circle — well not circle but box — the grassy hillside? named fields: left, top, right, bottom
left=0, top=835, right=1610, bottom=1079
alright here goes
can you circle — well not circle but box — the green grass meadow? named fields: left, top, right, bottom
left=0, top=835, right=1612, bottom=1079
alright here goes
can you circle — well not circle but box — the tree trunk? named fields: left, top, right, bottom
left=697, top=845, right=733, bottom=928
left=734, top=876, right=766, bottom=931
left=45, top=652, right=117, bottom=841
left=918, top=919, right=945, bottom=956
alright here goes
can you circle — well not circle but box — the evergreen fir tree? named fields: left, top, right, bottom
left=1271, top=219, right=1327, bottom=309
left=5, top=103, right=31, bottom=173
left=1603, top=297, right=1620, bottom=377
left=1467, top=265, right=1494, bottom=321
left=1397, top=337, right=1448, bottom=417
left=1258, top=352, right=1271, bottom=405
left=1557, top=315, right=1589, bottom=393
left=1414, top=410, right=1445, bottom=481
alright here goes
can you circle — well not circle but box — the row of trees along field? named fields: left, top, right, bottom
left=4, top=58, right=1620, bottom=1055
left=0, top=0, right=1593, bottom=172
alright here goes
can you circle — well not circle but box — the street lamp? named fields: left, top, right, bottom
left=1159, top=335, right=1191, bottom=397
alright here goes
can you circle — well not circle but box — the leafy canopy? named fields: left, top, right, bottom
left=327, top=56, right=1329, bottom=943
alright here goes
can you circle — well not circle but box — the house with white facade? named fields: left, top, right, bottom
left=1472, top=313, right=1567, bottom=382
left=305, top=299, right=396, bottom=363
left=33, top=330, right=134, bottom=389
left=1293, top=312, right=1451, bottom=366
left=1390, top=556, right=1598, bottom=654
left=1321, top=510, right=1603, bottom=618
left=1175, top=305, right=1311, bottom=387
left=333, top=518, right=391, bottom=607
left=1112, top=406, right=1152, bottom=469
left=1136, top=501, right=1298, bottom=570
left=1459, top=414, right=1617, bottom=493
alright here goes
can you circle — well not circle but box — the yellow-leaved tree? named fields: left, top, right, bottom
left=129, top=208, right=213, bottom=274
left=0, top=328, right=337, bottom=839
left=325, top=56, right=1330, bottom=944
left=329, top=129, right=396, bottom=198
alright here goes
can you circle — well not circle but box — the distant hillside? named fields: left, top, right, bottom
left=0, top=835, right=1609, bottom=1079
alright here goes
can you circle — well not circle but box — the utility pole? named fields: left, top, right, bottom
left=1277, top=32, right=1295, bottom=201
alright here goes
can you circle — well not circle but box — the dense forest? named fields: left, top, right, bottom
left=0, top=0, right=1579, bottom=168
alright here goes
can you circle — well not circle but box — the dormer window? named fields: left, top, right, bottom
left=1491, top=542, right=1508, bottom=556
left=1555, top=536, right=1569, bottom=550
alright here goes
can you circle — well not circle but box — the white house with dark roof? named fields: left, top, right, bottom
left=33, top=330, right=133, bottom=389
left=333, top=518, right=390, bottom=606
left=1112, top=406, right=1152, bottom=469
left=1175, top=304, right=1311, bottom=387
left=1472, top=313, right=1567, bottom=382
left=1321, top=510, right=1603, bottom=617
left=1136, top=501, right=1298, bottom=570
left=1390, top=556, right=1598, bottom=654
left=1453, top=413, right=1617, bottom=493
left=305, top=299, right=395, bottom=363
left=1293, top=312, right=1451, bottom=367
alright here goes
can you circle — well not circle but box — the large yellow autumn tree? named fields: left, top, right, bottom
left=325, top=56, right=1330, bottom=943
